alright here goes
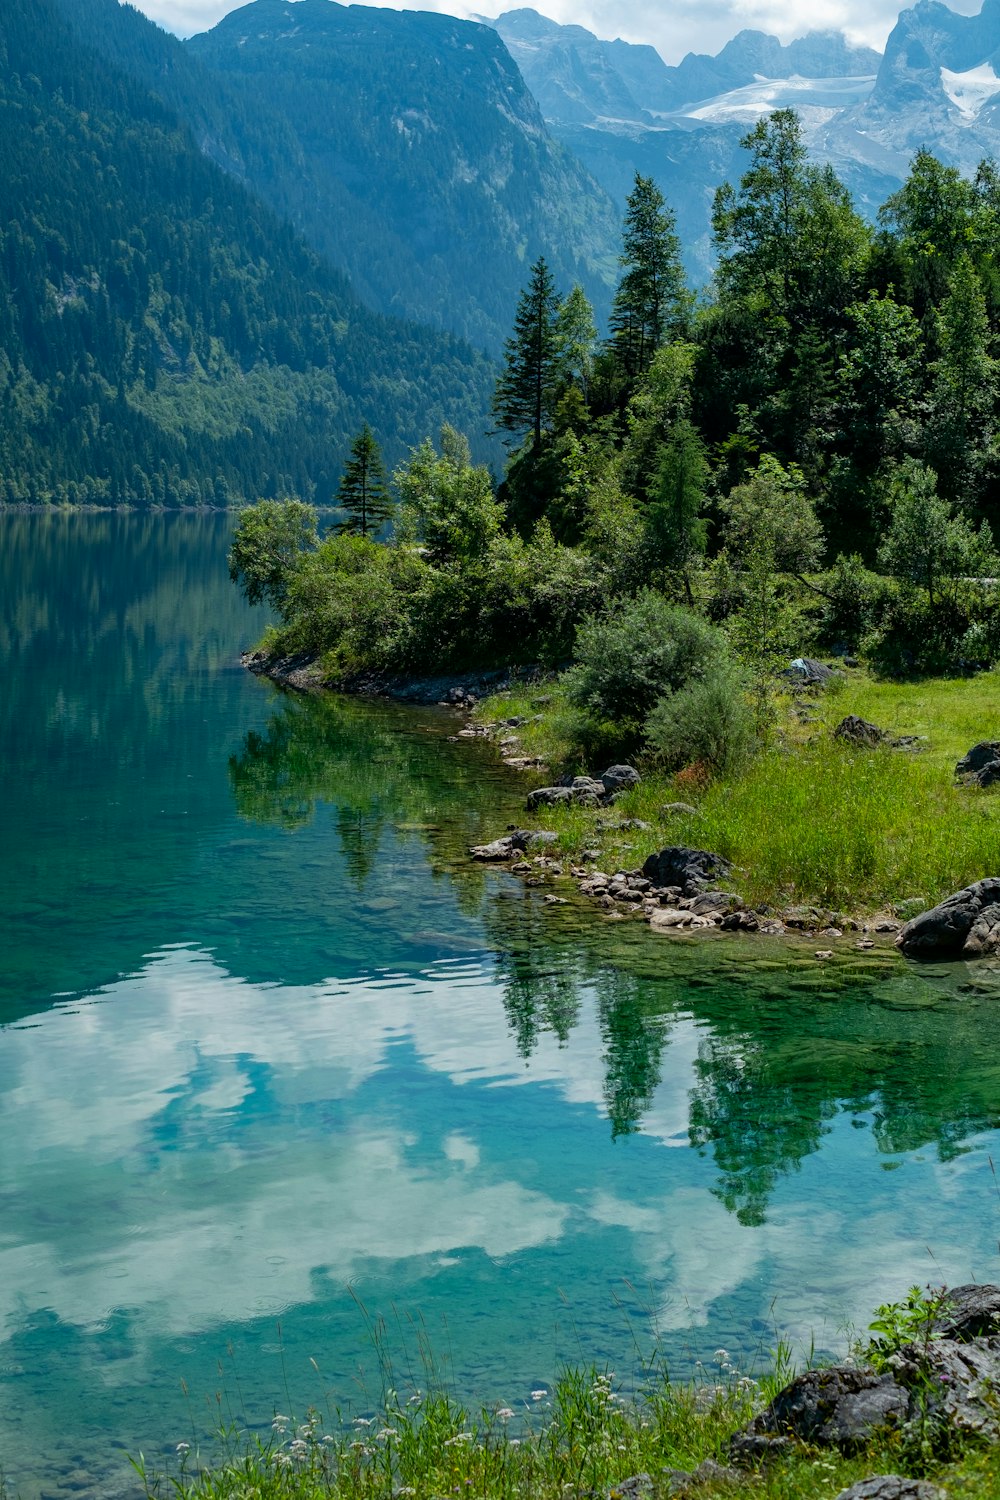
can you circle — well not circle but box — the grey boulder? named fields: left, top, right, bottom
left=641, top=845, right=732, bottom=897
left=891, top=1335, right=1000, bottom=1439
left=729, top=1367, right=908, bottom=1461
left=834, top=1479, right=946, bottom=1500
left=601, top=764, right=641, bottom=795
left=896, top=878, right=1000, bottom=959
left=933, top=1282, right=1000, bottom=1341
left=469, top=829, right=557, bottom=860
left=834, top=715, right=887, bottom=747
left=955, top=741, right=1000, bottom=788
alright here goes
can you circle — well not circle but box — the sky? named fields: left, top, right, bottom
left=125, top=0, right=986, bottom=64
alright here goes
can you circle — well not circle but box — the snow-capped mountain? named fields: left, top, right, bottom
left=487, top=2, right=1000, bottom=281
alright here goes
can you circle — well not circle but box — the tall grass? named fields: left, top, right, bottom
left=476, top=670, right=1000, bottom=912
left=663, top=743, right=1000, bottom=911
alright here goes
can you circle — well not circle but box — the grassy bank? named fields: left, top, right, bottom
left=475, top=669, right=1000, bottom=915
left=139, top=1354, right=1000, bottom=1500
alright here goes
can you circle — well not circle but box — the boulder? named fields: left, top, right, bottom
left=641, top=845, right=732, bottom=897
left=890, top=1335, right=1000, bottom=1439
left=933, top=1282, right=1000, bottom=1341
left=469, top=829, right=557, bottom=860
left=896, top=878, right=1000, bottom=959
left=833, top=1479, right=946, bottom=1500
left=601, top=764, right=641, bottom=796
left=527, top=778, right=604, bottom=810
left=834, top=715, right=887, bottom=747
left=955, top=741, right=1000, bottom=787
left=784, top=656, right=836, bottom=685
left=729, top=1366, right=908, bottom=1462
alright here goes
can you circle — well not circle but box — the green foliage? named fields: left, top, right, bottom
left=645, top=418, right=709, bottom=592
left=720, top=457, right=823, bottom=724
left=492, top=256, right=562, bottom=448
left=228, top=499, right=318, bottom=616
left=0, top=0, right=496, bottom=506
left=608, top=172, right=689, bottom=384
left=335, top=425, right=395, bottom=538
left=876, top=462, right=998, bottom=606
left=865, top=1286, right=949, bottom=1371
left=395, top=425, right=503, bottom=566
left=644, top=662, right=755, bottom=774
left=564, top=591, right=727, bottom=736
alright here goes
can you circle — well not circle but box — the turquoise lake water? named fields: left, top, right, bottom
left=4, top=512, right=1000, bottom=1500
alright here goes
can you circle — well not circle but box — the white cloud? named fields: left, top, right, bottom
left=124, top=0, right=984, bottom=63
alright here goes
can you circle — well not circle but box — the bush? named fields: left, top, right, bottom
left=564, top=591, right=726, bottom=733
left=643, top=664, right=755, bottom=774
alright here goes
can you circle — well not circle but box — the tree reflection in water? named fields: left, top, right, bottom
left=229, top=688, right=1000, bottom=1224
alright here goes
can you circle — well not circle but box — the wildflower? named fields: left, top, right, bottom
left=443, top=1433, right=472, bottom=1447
left=530, top=1389, right=547, bottom=1400
left=376, top=1428, right=398, bottom=1441
left=714, top=1348, right=729, bottom=1362
left=496, top=1408, right=515, bottom=1420
left=175, top=1443, right=190, bottom=1456
left=353, top=1417, right=374, bottom=1427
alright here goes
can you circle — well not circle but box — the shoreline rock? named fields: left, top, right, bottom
left=896, top=878, right=1000, bottom=959
left=242, top=648, right=542, bottom=709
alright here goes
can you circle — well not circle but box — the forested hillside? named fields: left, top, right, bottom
left=49, top=0, right=620, bottom=353
left=0, top=0, right=494, bottom=505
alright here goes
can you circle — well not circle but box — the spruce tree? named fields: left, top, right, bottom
left=492, top=256, right=561, bottom=448
left=609, top=174, right=687, bottom=382
left=335, top=424, right=394, bottom=537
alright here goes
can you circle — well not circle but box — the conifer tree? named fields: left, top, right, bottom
left=335, top=424, right=394, bottom=537
left=492, top=256, right=561, bottom=448
left=609, top=174, right=687, bottom=382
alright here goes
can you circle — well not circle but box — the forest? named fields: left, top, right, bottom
left=0, top=0, right=495, bottom=505
left=233, top=106, right=1000, bottom=777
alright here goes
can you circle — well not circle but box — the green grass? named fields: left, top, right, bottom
left=136, top=1356, right=1000, bottom=1500
left=475, top=668, right=1000, bottom=915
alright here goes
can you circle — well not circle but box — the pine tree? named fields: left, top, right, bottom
left=335, top=424, right=394, bottom=537
left=492, top=256, right=561, bottom=448
left=609, top=174, right=687, bottom=383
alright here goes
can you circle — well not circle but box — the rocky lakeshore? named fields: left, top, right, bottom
left=243, top=648, right=1000, bottom=963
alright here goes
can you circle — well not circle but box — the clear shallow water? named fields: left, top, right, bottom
left=3, top=514, right=1000, bottom=1499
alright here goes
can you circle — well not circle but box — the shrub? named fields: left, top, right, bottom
left=644, top=664, right=755, bottom=774
left=564, top=591, right=726, bottom=733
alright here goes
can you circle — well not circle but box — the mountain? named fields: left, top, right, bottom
left=54, top=0, right=620, bottom=353
left=0, top=0, right=495, bottom=505
left=486, top=9, right=896, bottom=281
left=488, top=9, right=881, bottom=123
left=184, top=0, right=620, bottom=351
left=812, top=0, right=1000, bottom=177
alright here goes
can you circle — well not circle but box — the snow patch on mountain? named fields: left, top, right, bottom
left=672, top=73, right=876, bottom=128
left=940, top=61, right=1000, bottom=117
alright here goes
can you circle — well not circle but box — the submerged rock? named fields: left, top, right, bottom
left=896, top=878, right=1000, bottom=959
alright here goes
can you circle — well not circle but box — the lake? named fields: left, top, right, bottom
left=3, top=512, right=1000, bottom=1500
